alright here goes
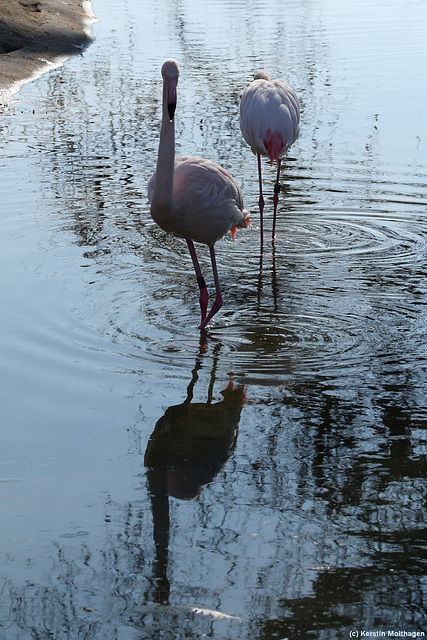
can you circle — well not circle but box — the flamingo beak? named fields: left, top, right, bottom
left=166, top=77, right=177, bottom=120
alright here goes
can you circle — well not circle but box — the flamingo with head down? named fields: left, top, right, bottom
left=240, top=70, right=300, bottom=249
left=149, top=59, right=250, bottom=330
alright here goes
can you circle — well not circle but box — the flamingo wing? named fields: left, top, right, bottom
left=166, top=156, right=249, bottom=246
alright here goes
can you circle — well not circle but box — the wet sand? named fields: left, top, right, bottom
left=0, top=0, right=96, bottom=106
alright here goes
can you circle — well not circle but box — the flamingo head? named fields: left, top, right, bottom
left=162, top=58, right=179, bottom=121
left=253, top=70, right=271, bottom=81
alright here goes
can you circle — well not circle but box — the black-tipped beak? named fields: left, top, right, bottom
left=165, top=76, right=178, bottom=121
left=168, top=101, right=176, bottom=120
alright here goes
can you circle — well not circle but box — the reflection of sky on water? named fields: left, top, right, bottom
left=0, top=0, right=426, bottom=637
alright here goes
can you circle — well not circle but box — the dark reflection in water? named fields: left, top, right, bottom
left=259, top=561, right=426, bottom=640
left=145, top=344, right=246, bottom=604
left=5, top=357, right=425, bottom=639
left=247, top=382, right=426, bottom=639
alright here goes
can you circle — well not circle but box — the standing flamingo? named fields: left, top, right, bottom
left=240, top=70, right=300, bottom=249
left=148, top=59, right=250, bottom=331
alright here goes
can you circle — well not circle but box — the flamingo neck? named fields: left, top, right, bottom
left=151, top=83, right=175, bottom=217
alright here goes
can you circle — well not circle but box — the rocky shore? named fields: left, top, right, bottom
left=0, top=0, right=96, bottom=106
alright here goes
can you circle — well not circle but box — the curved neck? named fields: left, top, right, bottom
left=151, top=83, right=175, bottom=214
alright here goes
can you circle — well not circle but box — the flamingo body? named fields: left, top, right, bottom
left=240, top=70, right=300, bottom=246
left=148, top=59, right=249, bottom=330
left=149, top=154, right=248, bottom=247
left=240, top=72, right=300, bottom=162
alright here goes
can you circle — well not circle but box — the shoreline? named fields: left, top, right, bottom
left=0, top=0, right=97, bottom=108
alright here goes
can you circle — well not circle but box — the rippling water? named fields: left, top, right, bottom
left=1, top=0, right=426, bottom=638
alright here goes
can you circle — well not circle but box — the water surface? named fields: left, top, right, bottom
left=0, top=1, right=426, bottom=638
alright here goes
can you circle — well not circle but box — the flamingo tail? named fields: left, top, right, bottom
left=264, top=129, right=284, bottom=165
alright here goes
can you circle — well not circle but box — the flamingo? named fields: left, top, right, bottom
left=240, top=70, right=300, bottom=249
left=148, top=59, right=250, bottom=331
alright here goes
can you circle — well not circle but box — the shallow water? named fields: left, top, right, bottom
left=1, top=0, right=426, bottom=638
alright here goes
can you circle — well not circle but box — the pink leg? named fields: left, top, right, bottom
left=257, top=153, right=264, bottom=252
left=199, top=246, right=223, bottom=331
left=187, top=240, right=209, bottom=324
left=272, top=159, right=281, bottom=243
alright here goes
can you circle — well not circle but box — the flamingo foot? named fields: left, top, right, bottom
left=198, top=293, right=223, bottom=331
left=197, top=245, right=223, bottom=331
left=197, top=276, right=209, bottom=323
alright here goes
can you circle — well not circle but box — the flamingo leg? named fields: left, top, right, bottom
left=186, top=240, right=209, bottom=325
left=257, top=153, right=264, bottom=252
left=199, top=246, right=223, bottom=331
left=272, top=159, right=281, bottom=243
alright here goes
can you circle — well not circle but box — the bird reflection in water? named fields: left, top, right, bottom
left=144, top=345, right=246, bottom=604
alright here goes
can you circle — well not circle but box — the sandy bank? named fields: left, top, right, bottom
left=0, top=0, right=96, bottom=107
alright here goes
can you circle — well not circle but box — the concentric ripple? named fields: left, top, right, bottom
left=265, top=209, right=427, bottom=261
left=93, top=203, right=427, bottom=388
